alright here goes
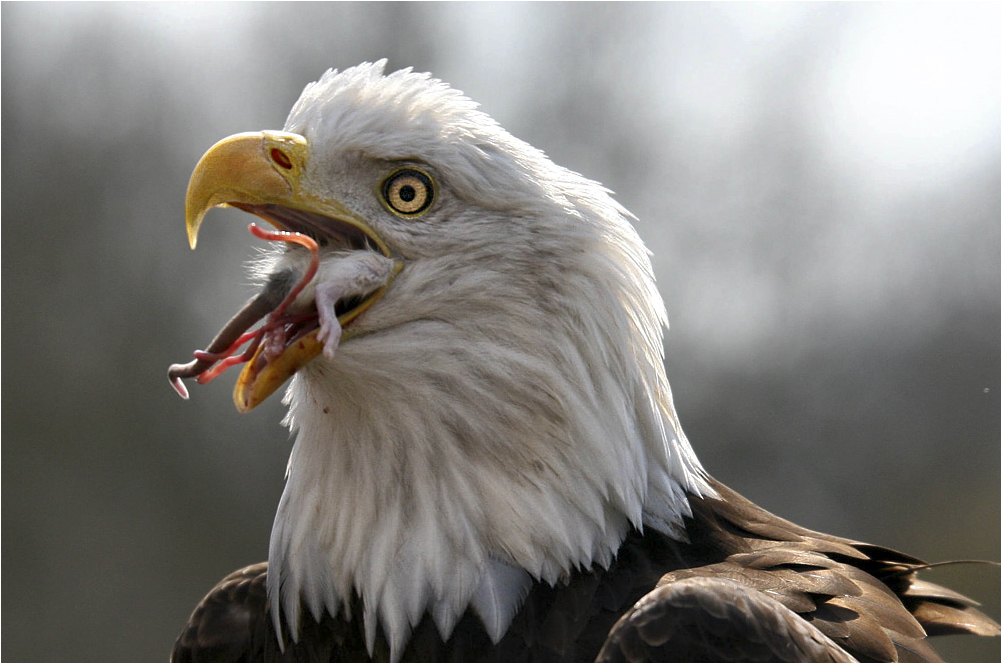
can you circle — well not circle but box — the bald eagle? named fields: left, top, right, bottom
left=168, top=61, right=999, bottom=662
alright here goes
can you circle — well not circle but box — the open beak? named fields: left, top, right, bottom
left=173, top=131, right=397, bottom=412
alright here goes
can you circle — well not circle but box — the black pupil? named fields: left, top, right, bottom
left=399, top=184, right=417, bottom=202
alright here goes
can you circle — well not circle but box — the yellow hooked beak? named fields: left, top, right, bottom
left=184, top=131, right=396, bottom=412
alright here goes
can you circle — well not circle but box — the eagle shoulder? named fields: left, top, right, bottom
left=597, top=576, right=856, bottom=662
left=171, top=563, right=273, bottom=662
left=172, top=479, right=999, bottom=662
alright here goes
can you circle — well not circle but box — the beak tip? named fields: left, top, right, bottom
left=186, top=212, right=204, bottom=250
left=233, top=385, right=255, bottom=413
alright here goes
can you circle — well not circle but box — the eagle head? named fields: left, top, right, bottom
left=170, top=60, right=711, bottom=658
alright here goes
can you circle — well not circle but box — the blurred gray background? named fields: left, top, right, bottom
left=3, top=2, right=999, bottom=661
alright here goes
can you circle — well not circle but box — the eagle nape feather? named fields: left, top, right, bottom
left=167, top=61, right=999, bottom=662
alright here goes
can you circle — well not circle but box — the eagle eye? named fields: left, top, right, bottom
left=382, top=168, right=434, bottom=217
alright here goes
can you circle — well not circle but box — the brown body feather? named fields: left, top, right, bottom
left=171, top=478, right=999, bottom=662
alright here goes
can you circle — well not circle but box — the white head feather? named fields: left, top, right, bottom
left=263, top=60, right=713, bottom=659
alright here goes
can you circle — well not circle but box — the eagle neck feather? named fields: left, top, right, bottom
left=267, top=249, right=712, bottom=658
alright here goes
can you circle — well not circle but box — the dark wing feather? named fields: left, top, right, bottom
left=171, top=564, right=385, bottom=662
left=596, top=576, right=855, bottom=662
left=682, top=479, right=998, bottom=662
left=902, top=579, right=1002, bottom=637
left=908, top=600, right=1002, bottom=638
left=171, top=563, right=273, bottom=662
left=172, top=477, right=998, bottom=661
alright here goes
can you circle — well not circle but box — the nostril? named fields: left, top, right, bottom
left=271, top=148, right=293, bottom=170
